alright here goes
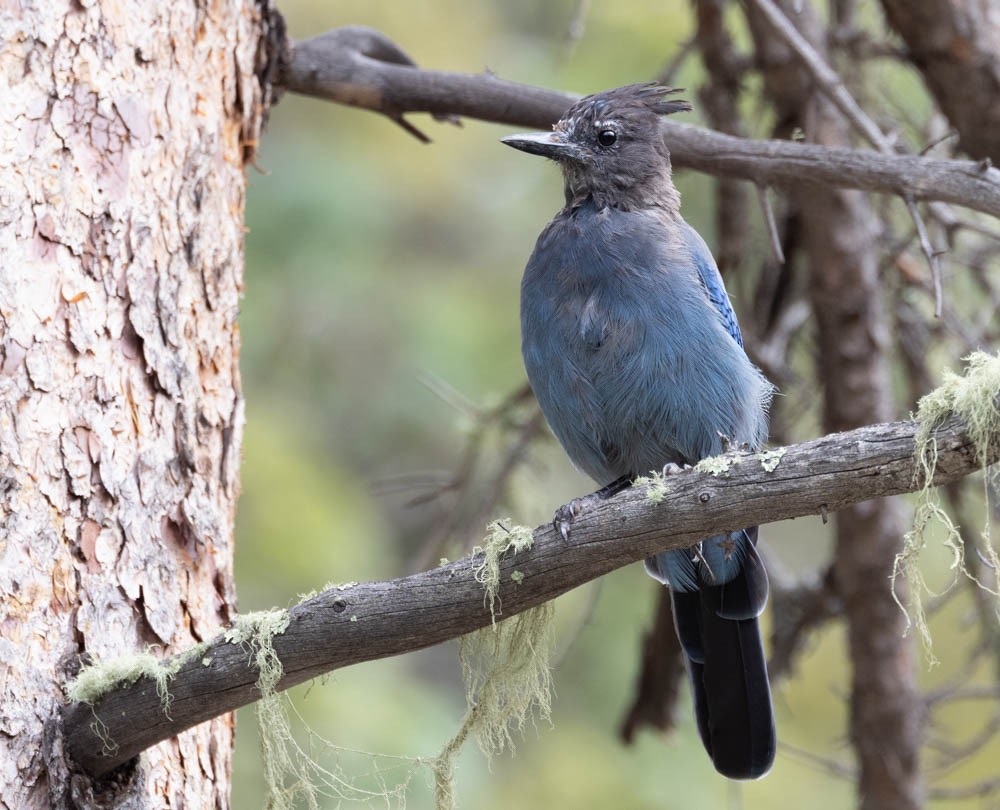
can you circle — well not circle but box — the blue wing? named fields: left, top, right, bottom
left=687, top=228, right=744, bottom=349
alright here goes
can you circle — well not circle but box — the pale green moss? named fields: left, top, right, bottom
left=67, top=641, right=209, bottom=715
left=758, top=447, right=786, bottom=472
left=471, top=518, right=534, bottom=622
left=633, top=471, right=669, bottom=503
left=67, top=651, right=170, bottom=706
left=66, top=641, right=209, bottom=755
left=893, top=351, right=1000, bottom=664
left=225, top=610, right=316, bottom=810
left=298, top=582, right=357, bottom=603
left=432, top=519, right=555, bottom=809
left=696, top=455, right=739, bottom=476
left=433, top=603, right=554, bottom=809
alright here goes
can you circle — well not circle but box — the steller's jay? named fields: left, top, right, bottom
left=502, top=83, right=776, bottom=779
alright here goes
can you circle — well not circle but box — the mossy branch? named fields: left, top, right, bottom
left=63, top=407, right=997, bottom=778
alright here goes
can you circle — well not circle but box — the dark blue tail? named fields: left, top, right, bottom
left=646, top=528, right=775, bottom=779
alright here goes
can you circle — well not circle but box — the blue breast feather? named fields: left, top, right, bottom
left=520, top=202, right=771, bottom=486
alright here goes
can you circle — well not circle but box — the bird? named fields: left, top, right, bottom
left=501, top=83, right=776, bottom=780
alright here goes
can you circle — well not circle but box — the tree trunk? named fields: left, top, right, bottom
left=0, top=1, right=274, bottom=806
left=878, top=0, right=1000, bottom=162
left=745, top=3, right=924, bottom=807
left=802, top=146, right=923, bottom=810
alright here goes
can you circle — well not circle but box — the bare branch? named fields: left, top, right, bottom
left=618, top=588, right=685, bottom=743
left=756, top=185, right=786, bottom=264
left=878, top=0, right=1000, bottom=162
left=745, top=0, right=945, bottom=313
left=275, top=27, right=1000, bottom=219
left=746, top=0, right=885, bottom=147
left=927, top=776, right=1000, bottom=801
left=64, top=411, right=998, bottom=777
left=780, top=741, right=857, bottom=781
left=768, top=566, right=842, bottom=681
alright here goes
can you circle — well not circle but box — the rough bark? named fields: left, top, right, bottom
left=0, top=1, right=275, bottom=806
left=811, top=210, right=923, bottom=810
left=879, top=0, right=1000, bottom=162
left=747, top=3, right=924, bottom=807
left=62, top=412, right=997, bottom=777
left=693, top=0, right=751, bottom=276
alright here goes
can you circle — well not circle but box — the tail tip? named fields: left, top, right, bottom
left=711, top=746, right=775, bottom=780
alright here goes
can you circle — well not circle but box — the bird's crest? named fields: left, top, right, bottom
left=562, top=83, right=691, bottom=128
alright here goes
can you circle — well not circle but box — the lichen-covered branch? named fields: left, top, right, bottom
left=275, top=26, right=1000, bottom=218
left=63, top=410, right=998, bottom=778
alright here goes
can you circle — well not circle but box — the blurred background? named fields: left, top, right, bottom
left=233, top=1, right=1000, bottom=807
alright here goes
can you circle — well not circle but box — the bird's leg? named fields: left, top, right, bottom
left=715, top=431, right=750, bottom=454
left=554, top=474, right=633, bottom=541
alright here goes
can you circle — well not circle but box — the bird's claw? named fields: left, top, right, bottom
left=661, top=462, right=691, bottom=476
left=554, top=499, right=584, bottom=542
left=715, top=431, right=750, bottom=454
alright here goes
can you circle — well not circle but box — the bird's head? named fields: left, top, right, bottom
left=502, top=83, right=691, bottom=211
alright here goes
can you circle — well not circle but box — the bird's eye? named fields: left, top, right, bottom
left=597, top=129, right=617, bottom=147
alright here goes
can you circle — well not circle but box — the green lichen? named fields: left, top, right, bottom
left=695, top=455, right=739, bottom=476
left=67, top=652, right=171, bottom=707
left=758, top=447, right=786, bottom=472
left=893, top=351, right=1000, bottom=665
left=297, top=582, right=357, bottom=603
left=225, top=610, right=316, bottom=810
left=471, top=518, right=534, bottom=622
left=432, top=519, right=555, bottom=809
left=231, top=605, right=423, bottom=808
left=510, top=570, right=525, bottom=585
left=66, top=640, right=209, bottom=755
left=633, top=471, right=669, bottom=503
left=67, top=641, right=209, bottom=715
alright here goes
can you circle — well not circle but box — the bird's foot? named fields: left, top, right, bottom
left=554, top=497, right=591, bottom=542
left=716, top=431, right=750, bottom=454
left=554, top=474, right=633, bottom=541
left=661, top=462, right=691, bottom=476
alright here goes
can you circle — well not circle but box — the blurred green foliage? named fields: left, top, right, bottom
left=233, top=2, right=997, bottom=807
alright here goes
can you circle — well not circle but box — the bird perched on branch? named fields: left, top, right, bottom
left=502, top=83, right=776, bottom=780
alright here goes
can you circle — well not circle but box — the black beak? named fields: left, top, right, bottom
left=501, top=131, right=587, bottom=162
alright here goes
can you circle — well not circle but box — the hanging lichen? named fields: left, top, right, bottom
left=893, top=351, right=1000, bottom=664
left=224, top=609, right=314, bottom=810
left=66, top=641, right=210, bottom=753
left=66, top=519, right=560, bottom=808
left=433, top=519, right=555, bottom=809
left=225, top=607, right=422, bottom=808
